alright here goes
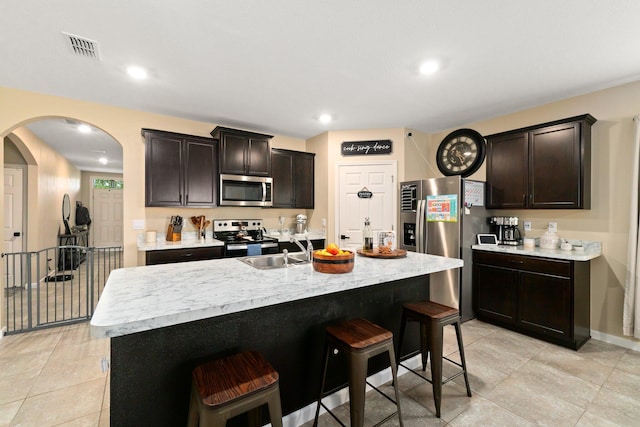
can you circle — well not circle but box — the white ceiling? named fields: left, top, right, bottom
left=3, top=1, right=640, bottom=173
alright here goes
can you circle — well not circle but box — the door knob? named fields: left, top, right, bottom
left=340, top=235, right=350, bottom=240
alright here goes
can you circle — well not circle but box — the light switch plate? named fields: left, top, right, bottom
left=548, top=222, right=557, bottom=232
left=132, top=219, right=145, bottom=230
left=524, top=221, right=531, bottom=231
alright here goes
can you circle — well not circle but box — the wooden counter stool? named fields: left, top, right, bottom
left=187, top=350, right=283, bottom=427
left=313, top=318, right=403, bottom=427
left=396, top=301, right=471, bottom=418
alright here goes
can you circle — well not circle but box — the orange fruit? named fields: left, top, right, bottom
left=326, top=243, right=339, bottom=255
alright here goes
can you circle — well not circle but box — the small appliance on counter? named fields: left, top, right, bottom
left=166, top=216, right=183, bottom=241
left=488, top=216, right=522, bottom=246
left=295, top=214, right=307, bottom=235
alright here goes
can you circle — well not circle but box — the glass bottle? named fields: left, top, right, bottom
left=363, top=217, right=373, bottom=252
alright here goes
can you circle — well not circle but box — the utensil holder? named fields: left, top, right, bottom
left=166, top=224, right=181, bottom=242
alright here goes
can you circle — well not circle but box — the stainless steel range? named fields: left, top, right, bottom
left=213, top=219, right=279, bottom=257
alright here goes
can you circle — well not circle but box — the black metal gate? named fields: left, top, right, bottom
left=2, top=245, right=122, bottom=335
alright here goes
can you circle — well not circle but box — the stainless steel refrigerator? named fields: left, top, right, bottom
left=399, top=176, right=488, bottom=321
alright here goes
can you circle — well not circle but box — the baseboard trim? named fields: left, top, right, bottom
left=591, top=329, right=640, bottom=352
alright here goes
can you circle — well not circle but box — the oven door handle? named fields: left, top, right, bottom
left=226, top=243, right=248, bottom=250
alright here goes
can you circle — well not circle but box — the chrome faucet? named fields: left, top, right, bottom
left=290, top=237, right=313, bottom=261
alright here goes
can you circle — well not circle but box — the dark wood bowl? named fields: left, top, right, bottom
left=312, top=250, right=355, bottom=274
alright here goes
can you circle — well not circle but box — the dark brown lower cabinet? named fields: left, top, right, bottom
left=146, top=246, right=223, bottom=265
left=473, top=250, right=590, bottom=350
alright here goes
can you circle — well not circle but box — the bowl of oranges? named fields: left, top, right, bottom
left=312, top=243, right=355, bottom=274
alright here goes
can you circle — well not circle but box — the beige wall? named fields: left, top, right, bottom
left=403, top=129, right=436, bottom=181
left=9, top=127, right=81, bottom=252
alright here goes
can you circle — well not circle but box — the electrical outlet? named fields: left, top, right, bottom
left=548, top=222, right=558, bottom=232
left=132, top=219, right=145, bottom=230
left=524, top=221, right=531, bottom=231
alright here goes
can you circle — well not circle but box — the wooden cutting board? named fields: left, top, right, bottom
left=356, top=248, right=407, bottom=258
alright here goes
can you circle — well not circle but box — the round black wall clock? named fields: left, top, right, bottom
left=436, top=128, right=486, bottom=177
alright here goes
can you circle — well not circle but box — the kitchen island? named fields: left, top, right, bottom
left=91, top=252, right=462, bottom=426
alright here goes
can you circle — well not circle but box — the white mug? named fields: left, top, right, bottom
left=145, top=230, right=157, bottom=243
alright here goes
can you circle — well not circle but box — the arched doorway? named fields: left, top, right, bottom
left=2, top=116, right=124, bottom=334
left=4, top=117, right=123, bottom=252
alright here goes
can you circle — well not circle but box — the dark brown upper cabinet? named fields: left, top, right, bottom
left=211, top=126, right=273, bottom=177
left=485, top=114, right=596, bottom=209
left=271, top=148, right=315, bottom=208
left=143, top=129, right=218, bottom=207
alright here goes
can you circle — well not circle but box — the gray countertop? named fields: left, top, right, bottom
left=90, top=251, right=462, bottom=338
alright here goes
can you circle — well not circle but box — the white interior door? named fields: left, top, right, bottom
left=336, top=162, right=396, bottom=251
left=93, top=188, right=123, bottom=247
left=4, top=167, right=24, bottom=286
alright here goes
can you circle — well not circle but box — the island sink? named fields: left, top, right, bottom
left=239, top=252, right=309, bottom=269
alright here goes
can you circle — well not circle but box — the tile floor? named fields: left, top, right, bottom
left=1, top=319, right=639, bottom=426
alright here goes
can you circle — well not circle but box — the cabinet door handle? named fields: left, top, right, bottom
left=182, top=253, right=193, bottom=257
left=509, top=260, right=524, bottom=264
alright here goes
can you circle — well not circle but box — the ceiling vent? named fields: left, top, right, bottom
left=62, top=32, right=101, bottom=60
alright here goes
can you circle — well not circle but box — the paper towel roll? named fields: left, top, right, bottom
left=145, top=230, right=157, bottom=243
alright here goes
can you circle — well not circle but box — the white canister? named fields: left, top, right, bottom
left=539, top=230, right=560, bottom=249
left=523, top=238, right=535, bottom=249
left=145, top=230, right=157, bottom=243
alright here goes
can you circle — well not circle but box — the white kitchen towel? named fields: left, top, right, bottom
left=246, top=244, right=262, bottom=256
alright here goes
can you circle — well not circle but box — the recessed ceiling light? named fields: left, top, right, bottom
left=78, top=124, right=91, bottom=133
left=419, top=60, right=440, bottom=76
left=99, top=157, right=108, bottom=165
left=318, top=114, right=332, bottom=124
left=127, top=65, right=148, bottom=80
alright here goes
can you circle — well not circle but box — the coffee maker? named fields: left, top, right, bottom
left=488, top=216, right=522, bottom=245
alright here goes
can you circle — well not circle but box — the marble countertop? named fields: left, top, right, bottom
left=137, top=236, right=224, bottom=252
left=137, top=231, right=326, bottom=251
left=472, top=241, right=602, bottom=261
left=90, top=251, right=462, bottom=338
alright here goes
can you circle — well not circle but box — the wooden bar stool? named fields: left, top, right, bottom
left=187, top=350, right=283, bottom=427
left=313, top=318, right=403, bottom=427
left=396, top=301, right=472, bottom=418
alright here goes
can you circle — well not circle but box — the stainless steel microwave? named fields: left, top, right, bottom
left=219, top=174, right=273, bottom=207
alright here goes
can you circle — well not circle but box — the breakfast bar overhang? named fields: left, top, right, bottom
left=91, top=252, right=463, bottom=426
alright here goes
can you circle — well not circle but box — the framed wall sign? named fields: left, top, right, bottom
left=341, top=140, right=392, bottom=156
left=357, top=187, right=373, bottom=198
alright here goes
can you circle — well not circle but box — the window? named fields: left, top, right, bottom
left=93, top=179, right=124, bottom=189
